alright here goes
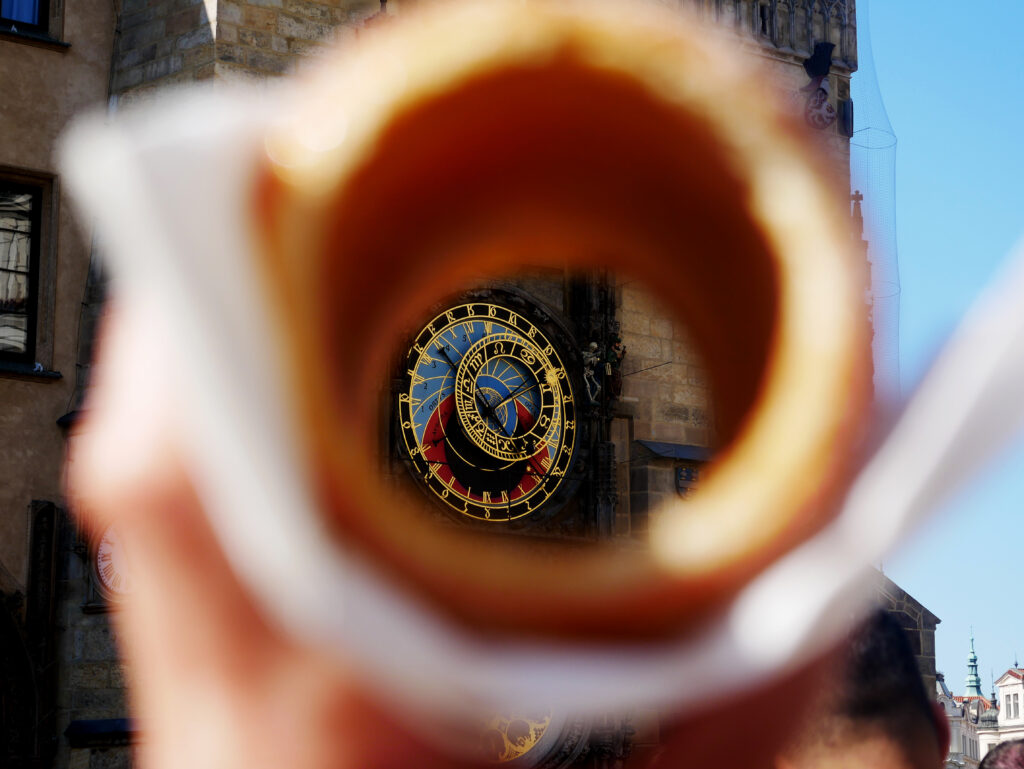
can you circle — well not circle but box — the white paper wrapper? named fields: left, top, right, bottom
left=59, top=82, right=1024, bottom=722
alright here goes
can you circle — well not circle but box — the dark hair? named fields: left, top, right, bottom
left=980, top=739, right=1024, bottom=769
left=837, top=610, right=936, bottom=736
left=784, top=609, right=942, bottom=762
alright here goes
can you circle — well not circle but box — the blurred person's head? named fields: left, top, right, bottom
left=980, top=739, right=1024, bottom=769
left=776, top=610, right=950, bottom=769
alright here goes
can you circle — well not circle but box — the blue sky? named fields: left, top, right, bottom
left=866, top=1, right=1024, bottom=693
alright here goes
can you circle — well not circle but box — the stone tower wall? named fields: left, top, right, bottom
left=112, top=0, right=380, bottom=103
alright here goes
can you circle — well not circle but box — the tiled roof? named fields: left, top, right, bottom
left=996, top=669, right=1024, bottom=685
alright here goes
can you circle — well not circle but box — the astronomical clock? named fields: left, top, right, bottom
left=396, top=293, right=581, bottom=527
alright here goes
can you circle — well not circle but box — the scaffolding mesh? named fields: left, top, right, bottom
left=850, top=0, right=900, bottom=403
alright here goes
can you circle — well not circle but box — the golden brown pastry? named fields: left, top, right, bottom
left=254, top=0, right=871, bottom=640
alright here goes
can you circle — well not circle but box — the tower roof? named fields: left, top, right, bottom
left=966, top=634, right=983, bottom=697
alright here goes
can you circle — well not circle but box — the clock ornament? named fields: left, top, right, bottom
left=398, top=299, right=578, bottom=523
left=92, top=523, right=131, bottom=601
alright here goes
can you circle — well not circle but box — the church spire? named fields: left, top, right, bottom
left=966, top=632, right=983, bottom=696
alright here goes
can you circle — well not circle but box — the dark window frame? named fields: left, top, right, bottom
left=0, top=178, right=43, bottom=364
left=0, top=0, right=50, bottom=35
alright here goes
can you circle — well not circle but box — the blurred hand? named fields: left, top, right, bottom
left=66, top=299, right=835, bottom=769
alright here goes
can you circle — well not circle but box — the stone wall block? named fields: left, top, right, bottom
left=237, top=27, right=264, bottom=46
left=121, top=0, right=148, bottom=16
left=155, top=37, right=174, bottom=57
left=922, top=632, right=935, bottom=657
left=637, top=360, right=678, bottom=381
left=177, top=22, right=214, bottom=49
left=686, top=366, right=708, bottom=387
left=649, top=422, right=687, bottom=444
left=116, top=42, right=155, bottom=69
left=196, top=61, right=215, bottom=78
left=287, top=37, right=325, bottom=56
left=247, top=48, right=291, bottom=74
left=219, top=0, right=243, bottom=23
left=218, top=21, right=239, bottom=42
left=81, top=624, right=118, bottom=661
left=284, top=0, right=332, bottom=21
left=659, top=337, right=677, bottom=363
left=182, top=42, right=214, bottom=70
left=142, top=56, right=172, bottom=81
left=631, top=420, right=653, bottom=440
left=120, top=19, right=166, bottom=51
left=671, top=340, right=699, bottom=365
left=113, top=66, right=144, bottom=91
left=670, top=384, right=708, bottom=408
left=71, top=687, right=126, bottom=718
left=623, top=357, right=652, bottom=379
left=684, top=426, right=709, bottom=445
left=619, top=309, right=650, bottom=336
left=648, top=464, right=674, bottom=493
left=70, top=662, right=110, bottom=689
left=660, top=404, right=691, bottom=423
left=121, top=6, right=159, bottom=30
left=217, top=42, right=246, bottom=63
left=338, top=0, right=378, bottom=23
left=622, top=333, right=661, bottom=360
left=89, top=748, right=132, bottom=769
left=620, top=287, right=644, bottom=313
left=277, top=12, right=333, bottom=40
left=166, top=5, right=202, bottom=37
left=623, top=378, right=657, bottom=401
left=244, top=5, right=279, bottom=31
left=110, top=663, right=128, bottom=688
left=215, top=61, right=266, bottom=82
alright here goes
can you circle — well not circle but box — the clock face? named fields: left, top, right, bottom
left=94, top=523, right=131, bottom=598
left=398, top=300, right=578, bottom=522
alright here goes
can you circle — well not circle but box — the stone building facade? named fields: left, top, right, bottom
left=936, top=646, right=1024, bottom=765
left=1, top=2, right=126, bottom=767
left=1, top=0, right=866, bottom=767
left=978, top=668, right=1024, bottom=761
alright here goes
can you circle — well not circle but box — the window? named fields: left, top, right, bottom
left=1015, top=693, right=1020, bottom=719
left=1, top=0, right=49, bottom=34
left=1008, top=695, right=1013, bottom=719
left=0, top=181, right=40, bottom=363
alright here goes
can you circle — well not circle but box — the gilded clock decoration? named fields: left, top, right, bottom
left=398, top=301, right=577, bottom=522
left=479, top=710, right=553, bottom=763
